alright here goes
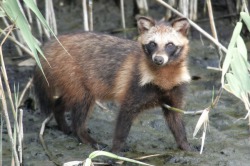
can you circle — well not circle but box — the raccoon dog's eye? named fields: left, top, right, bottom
left=148, top=41, right=157, bottom=50
left=143, top=41, right=157, bottom=56
left=165, top=43, right=176, bottom=55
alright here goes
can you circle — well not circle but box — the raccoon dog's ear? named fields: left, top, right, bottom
left=136, top=16, right=155, bottom=34
left=171, top=18, right=190, bottom=36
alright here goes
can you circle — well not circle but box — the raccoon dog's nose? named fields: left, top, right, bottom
left=154, top=56, right=164, bottom=65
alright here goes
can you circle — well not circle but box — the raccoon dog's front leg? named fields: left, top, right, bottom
left=112, top=106, right=141, bottom=152
left=161, top=85, right=191, bottom=151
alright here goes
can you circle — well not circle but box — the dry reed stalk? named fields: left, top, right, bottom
left=162, top=104, right=204, bottom=115
left=96, top=101, right=109, bottom=111
left=0, top=68, right=20, bottom=166
left=156, top=0, right=228, bottom=53
left=165, top=0, right=175, bottom=20
left=43, top=0, right=52, bottom=38
left=39, top=114, right=53, bottom=141
left=82, top=0, right=89, bottom=31
left=1, top=17, right=22, bottom=56
left=206, top=0, right=223, bottom=68
left=18, top=109, right=23, bottom=165
left=88, top=0, right=93, bottom=31
left=0, top=26, right=21, bottom=166
left=0, top=26, right=20, bottom=132
left=17, top=78, right=33, bottom=107
left=45, top=0, right=57, bottom=36
left=39, top=113, right=61, bottom=165
left=33, top=0, right=43, bottom=39
left=179, top=0, right=189, bottom=18
left=242, top=0, right=249, bottom=14
left=120, top=0, right=126, bottom=31
left=0, top=111, right=2, bottom=166
left=0, top=28, right=34, bottom=58
left=136, top=0, right=148, bottom=15
left=190, top=0, right=198, bottom=20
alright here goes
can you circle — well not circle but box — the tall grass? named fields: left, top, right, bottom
left=0, top=0, right=56, bottom=165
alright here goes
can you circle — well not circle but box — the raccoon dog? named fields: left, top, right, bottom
left=34, top=16, right=192, bottom=152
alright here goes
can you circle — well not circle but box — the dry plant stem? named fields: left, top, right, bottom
left=162, top=104, right=203, bottom=115
left=0, top=28, right=34, bottom=58
left=207, top=66, right=222, bottom=71
left=165, top=0, right=175, bottom=19
left=184, top=110, right=204, bottom=115
left=0, top=26, right=20, bottom=134
left=120, top=0, right=126, bottom=30
left=242, top=0, right=249, bottom=14
left=96, top=101, right=109, bottom=111
left=39, top=113, right=53, bottom=136
left=206, top=0, right=223, bottom=68
left=45, top=0, right=57, bottom=36
left=156, top=0, right=228, bottom=53
left=0, top=112, right=2, bottom=166
left=18, top=109, right=23, bottom=164
left=88, top=0, right=93, bottom=31
left=17, top=78, right=33, bottom=107
left=0, top=26, right=21, bottom=166
left=190, top=0, right=198, bottom=20
left=179, top=0, right=189, bottom=17
left=206, top=0, right=218, bottom=47
left=0, top=77, right=20, bottom=166
left=1, top=17, right=23, bottom=56
left=211, top=87, right=223, bottom=109
left=82, top=0, right=89, bottom=31
left=34, top=0, right=43, bottom=39
left=39, top=114, right=61, bottom=166
left=43, top=0, right=52, bottom=38
left=24, top=2, right=33, bottom=23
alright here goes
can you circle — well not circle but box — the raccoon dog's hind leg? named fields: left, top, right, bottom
left=33, top=69, right=71, bottom=134
left=53, top=97, right=71, bottom=134
left=71, top=90, right=106, bottom=149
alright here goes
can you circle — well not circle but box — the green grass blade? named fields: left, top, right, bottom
left=221, top=47, right=235, bottom=85
left=225, top=73, right=242, bottom=99
left=231, top=51, right=250, bottom=92
left=23, top=0, right=54, bottom=35
left=2, top=0, right=44, bottom=71
left=228, top=22, right=242, bottom=49
left=236, top=35, right=247, bottom=60
left=23, top=0, right=70, bottom=57
left=0, top=7, right=6, bottom=17
left=222, top=22, right=242, bottom=83
left=89, top=151, right=154, bottom=166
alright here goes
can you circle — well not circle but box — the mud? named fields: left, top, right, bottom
left=1, top=0, right=250, bottom=166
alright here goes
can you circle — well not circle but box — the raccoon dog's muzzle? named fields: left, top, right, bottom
left=152, top=53, right=169, bottom=66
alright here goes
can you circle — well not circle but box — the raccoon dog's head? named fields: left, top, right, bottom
left=137, top=16, right=190, bottom=66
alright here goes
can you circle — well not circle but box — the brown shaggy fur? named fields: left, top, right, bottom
left=34, top=16, right=191, bottom=152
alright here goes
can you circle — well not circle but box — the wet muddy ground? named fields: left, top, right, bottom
left=1, top=0, right=250, bottom=166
